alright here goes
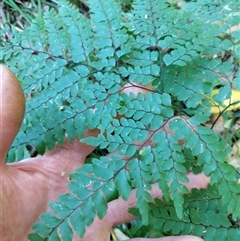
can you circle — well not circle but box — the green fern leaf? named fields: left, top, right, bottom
left=2, top=0, right=240, bottom=239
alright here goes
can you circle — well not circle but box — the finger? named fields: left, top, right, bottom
left=43, top=128, right=100, bottom=163
left=107, top=172, right=209, bottom=226
left=126, top=235, right=204, bottom=241
left=120, top=82, right=153, bottom=96
left=0, top=65, right=25, bottom=161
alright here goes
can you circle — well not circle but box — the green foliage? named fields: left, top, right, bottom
left=130, top=185, right=240, bottom=241
left=1, top=0, right=240, bottom=240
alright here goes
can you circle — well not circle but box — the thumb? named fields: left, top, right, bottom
left=0, top=65, right=25, bottom=161
left=127, top=236, right=204, bottom=241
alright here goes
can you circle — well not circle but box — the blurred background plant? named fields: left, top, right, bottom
left=0, top=0, right=133, bottom=33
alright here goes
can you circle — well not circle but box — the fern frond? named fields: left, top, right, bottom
left=2, top=0, right=239, bottom=240
left=148, top=186, right=240, bottom=241
left=59, top=0, right=93, bottom=64
left=87, top=0, right=128, bottom=69
left=28, top=155, right=130, bottom=240
left=44, top=8, right=70, bottom=57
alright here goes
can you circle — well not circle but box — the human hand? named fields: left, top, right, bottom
left=0, top=65, right=209, bottom=241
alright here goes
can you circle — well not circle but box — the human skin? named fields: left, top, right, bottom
left=0, top=65, right=209, bottom=241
